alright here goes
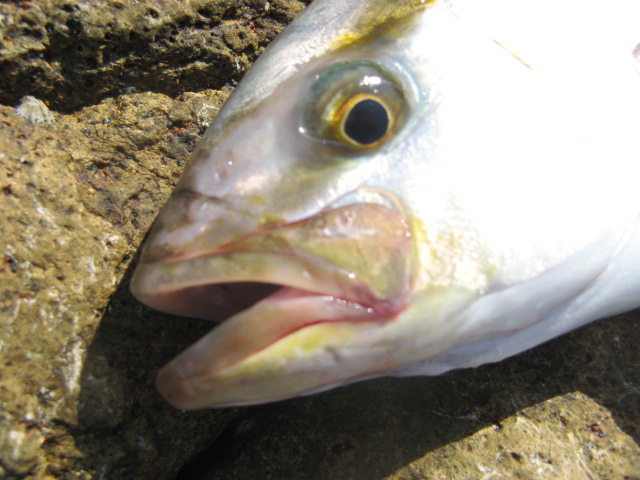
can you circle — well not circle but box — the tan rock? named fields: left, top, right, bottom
left=0, top=1, right=307, bottom=478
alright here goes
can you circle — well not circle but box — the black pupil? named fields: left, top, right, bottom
left=344, top=99, right=389, bottom=145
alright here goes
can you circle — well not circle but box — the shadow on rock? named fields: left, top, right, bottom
left=75, top=254, right=238, bottom=480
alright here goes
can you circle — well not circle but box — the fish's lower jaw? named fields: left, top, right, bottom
left=154, top=317, right=401, bottom=409
left=153, top=287, right=480, bottom=409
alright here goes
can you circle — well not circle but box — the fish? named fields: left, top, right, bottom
left=130, top=0, right=640, bottom=409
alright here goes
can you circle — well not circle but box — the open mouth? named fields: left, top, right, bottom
left=130, top=188, right=414, bottom=407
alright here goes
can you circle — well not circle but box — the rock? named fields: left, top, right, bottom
left=15, top=97, right=55, bottom=124
left=0, top=80, right=238, bottom=480
left=0, top=0, right=308, bottom=111
left=0, top=1, right=308, bottom=479
left=1, top=1, right=638, bottom=479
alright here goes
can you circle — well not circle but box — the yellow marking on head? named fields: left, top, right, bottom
left=328, top=0, right=438, bottom=52
left=217, top=324, right=357, bottom=380
left=257, top=212, right=285, bottom=228
left=247, top=195, right=267, bottom=205
left=492, top=39, right=534, bottom=71
left=408, top=205, right=493, bottom=295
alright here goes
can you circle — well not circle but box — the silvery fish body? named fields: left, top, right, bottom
left=131, top=0, right=640, bottom=409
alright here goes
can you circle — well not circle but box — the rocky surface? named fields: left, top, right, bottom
left=0, top=1, right=639, bottom=479
left=0, top=1, right=308, bottom=478
left=0, top=0, right=305, bottom=111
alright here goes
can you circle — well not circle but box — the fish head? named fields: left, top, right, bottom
left=131, top=0, right=640, bottom=408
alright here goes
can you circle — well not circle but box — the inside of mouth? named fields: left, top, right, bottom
left=142, top=279, right=387, bottom=326
left=148, top=282, right=283, bottom=322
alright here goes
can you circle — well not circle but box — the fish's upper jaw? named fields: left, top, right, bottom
left=131, top=186, right=415, bottom=315
left=136, top=186, right=267, bottom=266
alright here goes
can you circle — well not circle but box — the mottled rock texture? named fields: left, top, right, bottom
left=0, top=1, right=308, bottom=478
left=0, top=1, right=638, bottom=479
left=0, top=0, right=306, bottom=111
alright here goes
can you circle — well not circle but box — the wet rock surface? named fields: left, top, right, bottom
left=0, top=1, right=639, bottom=479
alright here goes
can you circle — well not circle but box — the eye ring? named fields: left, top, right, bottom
left=301, top=60, right=414, bottom=154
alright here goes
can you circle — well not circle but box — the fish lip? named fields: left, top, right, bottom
left=157, top=349, right=382, bottom=409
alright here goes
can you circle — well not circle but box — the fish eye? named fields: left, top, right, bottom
left=343, top=97, right=389, bottom=145
left=302, top=61, right=412, bottom=151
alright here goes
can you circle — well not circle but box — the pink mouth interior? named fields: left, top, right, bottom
left=145, top=282, right=281, bottom=322
left=145, top=279, right=394, bottom=326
